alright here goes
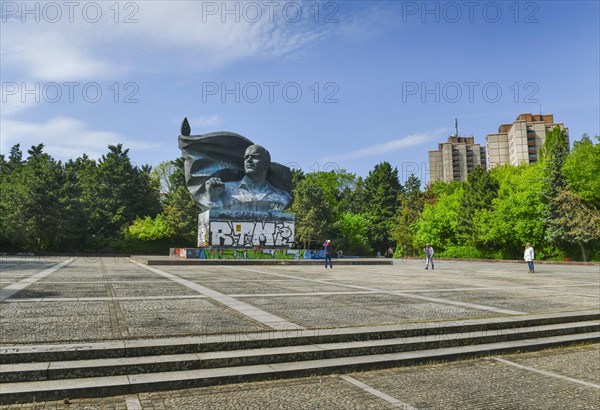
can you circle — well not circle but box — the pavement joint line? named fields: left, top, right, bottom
left=125, top=394, right=142, bottom=409
left=528, top=288, right=600, bottom=298
left=0, top=258, right=74, bottom=302
left=15, top=280, right=175, bottom=284
left=230, top=291, right=380, bottom=298
left=383, top=283, right=600, bottom=294
left=339, top=375, right=418, bottom=409
left=1, top=294, right=212, bottom=303
left=230, top=266, right=527, bottom=316
left=128, top=259, right=304, bottom=331
left=101, top=259, right=130, bottom=338
left=492, top=357, right=600, bottom=389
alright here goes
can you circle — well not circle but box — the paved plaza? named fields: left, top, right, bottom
left=0, top=256, right=598, bottom=408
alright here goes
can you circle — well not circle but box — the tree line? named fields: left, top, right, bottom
left=1, top=128, right=598, bottom=260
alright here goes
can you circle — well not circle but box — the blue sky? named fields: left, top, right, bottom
left=1, top=0, right=599, bottom=183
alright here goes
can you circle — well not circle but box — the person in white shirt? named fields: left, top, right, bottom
left=524, top=242, right=535, bottom=273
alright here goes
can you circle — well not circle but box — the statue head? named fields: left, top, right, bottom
left=244, top=144, right=271, bottom=182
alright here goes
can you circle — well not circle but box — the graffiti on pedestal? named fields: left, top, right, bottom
left=200, top=219, right=294, bottom=247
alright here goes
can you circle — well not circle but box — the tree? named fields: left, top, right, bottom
left=160, top=158, right=198, bottom=243
left=150, top=160, right=177, bottom=200
left=414, top=181, right=464, bottom=254
left=477, top=163, right=552, bottom=258
left=562, top=134, right=600, bottom=206
left=554, top=190, right=600, bottom=261
left=458, top=167, right=499, bottom=247
left=91, top=144, right=161, bottom=239
left=6, top=144, right=23, bottom=174
left=392, top=174, right=424, bottom=256
left=128, top=214, right=175, bottom=240
left=335, top=212, right=371, bottom=255
left=0, top=144, right=65, bottom=251
left=541, top=126, right=570, bottom=249
left=128, top=157, right=198, bottom=246
left=291, top=176, right=335, bottom=248
left=364, top=162, right=403, bottom=253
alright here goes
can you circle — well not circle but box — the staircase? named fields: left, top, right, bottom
left=1, top=310, right=598, bottom=404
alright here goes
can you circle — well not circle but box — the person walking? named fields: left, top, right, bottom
left=524, top=243, right=535, bottom=273
left=424, top=243, right=434, bottom=270
left=323, top=240, right=333, bottom=268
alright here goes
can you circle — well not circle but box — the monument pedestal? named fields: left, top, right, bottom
left=197, top=210, right=294, bottom=248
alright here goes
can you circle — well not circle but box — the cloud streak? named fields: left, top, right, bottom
left=1, top=2, right=332, bottom=83
left=322, top=133, right=439, bottom=162
left=1, top=117, right=162, bottom=161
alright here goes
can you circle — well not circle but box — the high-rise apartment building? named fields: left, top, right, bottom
left=429, top=136, right=486, bottom=183
left=485, top=114, right=568, bottom=170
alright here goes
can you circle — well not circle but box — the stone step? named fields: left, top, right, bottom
left=3, top=310, right=598, bottom=364
left=1, top=321, right=598, bottom=383
left=1, top=332, right=597, bottom=404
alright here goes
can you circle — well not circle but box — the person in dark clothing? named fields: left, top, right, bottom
left=323, top=240, right=333, bottom=268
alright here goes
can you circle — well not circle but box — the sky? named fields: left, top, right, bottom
left=1, top=0, right=599, bottom=183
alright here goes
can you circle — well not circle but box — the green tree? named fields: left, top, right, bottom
left=0, top=144, right=65, bottom=251
left=541, top=126, right=570, bottom=250
left=91, top=144, right=161, bottom=239
left=458, top=167, right=499, bottom=248
left=335, top=212, right=371, bottom=255
left=128, top=157, right=198, bottom=246
left=161, top=158, right=198, bottom=244
left=291, top=176, right=335, bottom=248
left=562, top=134, right=600, bottom=206
left=560, top=134, right=600, bottom=260
left=414, top=181, right=464, bottom=254
left=478, top=163, right=553, bottom=259
left=6, top=144, right=24, bottom=174
left=392, top=174, right=424, bottom=256
left=554, top=190, right=600, bottom=261
left=364, top=162, right=403, bottom=253
left=128, top=214, right=175, bottom=240
left=339, top=176, right=367, bottom=215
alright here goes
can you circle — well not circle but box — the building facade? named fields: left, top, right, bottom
left=485, top=114, right=568, bottom=170
left=429, top=136, right=487, bottom=183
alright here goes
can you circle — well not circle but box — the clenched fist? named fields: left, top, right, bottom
left=205, top=177, right=225, bottom=201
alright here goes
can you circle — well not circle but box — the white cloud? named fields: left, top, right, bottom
left=1, top=117, right=162, bottom=160
left=0, top=95, right=40, bottom=117
left=1, top=27, right=127, bottom=82
left=188, top=114, right=221, bottom=129
left=1, top=2, right=331, bottom=83
left=322, top=131, right=444, bottom=162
